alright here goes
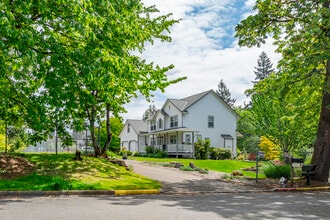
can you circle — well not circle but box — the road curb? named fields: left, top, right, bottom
left=115, top=189, right=160, bottom=195
left=276, top=186, right=330, bottom=192
left=0, top=189, right=161, bottom=197
left=1, top=186, right=328, bottom=198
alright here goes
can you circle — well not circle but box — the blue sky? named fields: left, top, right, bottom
left=121, top=0, right=281, bottom=121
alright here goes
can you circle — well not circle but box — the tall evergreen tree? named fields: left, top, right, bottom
left=253, top=51, right=275, bottom=83
left=216, top=79, right=236, bottom=107
left=142, top=104, right=157, bottom=121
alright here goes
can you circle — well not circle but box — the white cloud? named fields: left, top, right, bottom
left=121, top=0, right=281, bottom=121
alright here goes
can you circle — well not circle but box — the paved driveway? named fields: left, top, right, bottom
left=125, top=160, right=267, bottom=194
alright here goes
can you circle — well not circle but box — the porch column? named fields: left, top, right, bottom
left=176, top=131, right=178, bottom=158
left=152, top=134, right=155, bottom=154
left=192, top=131, right=195, bottom=158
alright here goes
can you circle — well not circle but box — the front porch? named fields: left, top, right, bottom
left=139, top=127, right=197, bottom=158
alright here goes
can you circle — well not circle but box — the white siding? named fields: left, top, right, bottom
left=163, top=101, right=183, bottom=129
left=182, top=92, right=237, bottom=155
left=119, top=122, right=139, bottom=151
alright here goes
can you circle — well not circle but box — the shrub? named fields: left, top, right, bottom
left=180, top=166, right=194, bottom=171
left=179, top=166, right=208, bottom=174
left=132, top=152, right=143, bottom=157
left=118, top=150, right=132, bottom=156
left=210, top=148, right=231, bottom=160
left=155, top=151, right=168, bottom=158
left=146, top=146, right=155, bottom=154
left=194, top=139, right=210, bottom=159
left=144, top=146, right=168, bottom=158
left=259, top=136, right=281, bottom=161
left=263, top=163, right=291, bottom=179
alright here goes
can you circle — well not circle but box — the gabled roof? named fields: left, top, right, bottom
left=169, top=90, right=212, bottom=111
left=126, top=119, right=147, bottom=134
left=147, top=109, right=168, bottom=121
left=166, top=89, right=238, bottom=116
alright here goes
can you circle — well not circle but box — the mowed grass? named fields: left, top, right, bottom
left=131, top=157, right=266, bottom=178
left=0, top=153, right=161, bottom=191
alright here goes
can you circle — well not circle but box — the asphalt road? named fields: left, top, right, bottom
left=1, top=192, right=330, bottom=220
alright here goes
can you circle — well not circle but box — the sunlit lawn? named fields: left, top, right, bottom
left=0, top=153, right=161, bottom=191
left=131, top=157, right=266, bottom=179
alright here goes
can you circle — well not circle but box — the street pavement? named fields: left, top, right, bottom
left=1, top=192, right=330, bottom=219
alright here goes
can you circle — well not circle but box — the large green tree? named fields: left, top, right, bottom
left=249, top=72, right=321, bottom=151
left=99, top=117, right=123, bottom=153
left=236, top=107, right=260, bottom=154
left=0, top=1, right=185, bottom=157
left=236, top=0, right=329, bottom=181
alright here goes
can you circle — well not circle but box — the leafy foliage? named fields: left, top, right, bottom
left=145, top=146, right=168, bottom=158
left=236, top=107, right=260, bottom=154
left=235, top=0, right=330, bottom=181
left=263, top=163, right=291, bottom=179
left=194, top=139, right=210, bottom=159
left=0, top=1, right=186, bottom=156
left=249, top=73, right=321, bottom=151
left=259, top=136, right=281, bottom=161
left=209, top=147, right=232, bottom=160
left=99, top=118, right=123, bottom=153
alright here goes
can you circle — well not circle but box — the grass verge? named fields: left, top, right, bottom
left=0, top=153, right=161, bottom=191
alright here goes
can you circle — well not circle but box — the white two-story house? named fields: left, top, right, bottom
left=119, top=90, right=238, bottom=158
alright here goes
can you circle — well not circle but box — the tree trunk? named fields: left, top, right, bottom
left=311, top=60, right=330, bottom=182
left=100, top=105, right=112, bottom=157
left=86, top=95, right=101, bottom=157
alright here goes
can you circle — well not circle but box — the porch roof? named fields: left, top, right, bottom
left=141, top=127, right=198, bottom=136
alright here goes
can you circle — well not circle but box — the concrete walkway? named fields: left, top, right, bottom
left=125, top=160, right=265, bottom=194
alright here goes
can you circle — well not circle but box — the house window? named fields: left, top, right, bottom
left=170, top=135, right=177, bottom=144
left=150, top=137, right=156, bottom=146
left=157, top=136, right=164, bottom=145
left=208, top=115, right=214, bottom=128
left=170, top=115, right=178, bottom=128
left=150, top=121, right=156, bottom=131
left=158, top=118, right=163, bottom=129
left=184, top=134, right=191, bottom=144
left=127, top=124, right=130, bottom=133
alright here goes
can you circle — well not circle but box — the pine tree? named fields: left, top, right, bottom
left=216, top=79, right=236, bottom=107
left=142, top=104, right=157, bottom=121
left=253, top=51, right=275, bottom=83
left=245, top=51, right=275, bottom=99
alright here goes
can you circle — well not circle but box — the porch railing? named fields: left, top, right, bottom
left=138, top=144, right=193, bottom=154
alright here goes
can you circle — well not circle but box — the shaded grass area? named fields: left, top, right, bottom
left=131, top=157, right=266, bottom=178
left=0, top=153, right=160, bottom=191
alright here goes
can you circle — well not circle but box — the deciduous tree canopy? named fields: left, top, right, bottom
left=236, top=0, right=329, bottom=182
left=0, top=0, right=185, bottom=156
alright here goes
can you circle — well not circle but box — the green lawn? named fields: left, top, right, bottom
left=131, top=157, right=266, bottom=178
left=0, top=153, right=161, bottom=191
